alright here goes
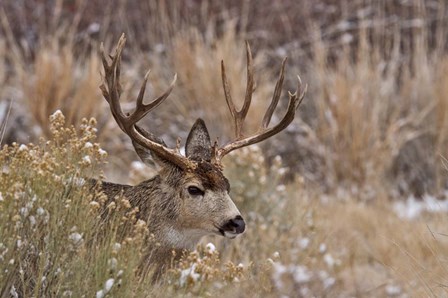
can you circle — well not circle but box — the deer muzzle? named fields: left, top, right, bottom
left=220, top=215, right=246, bottom=238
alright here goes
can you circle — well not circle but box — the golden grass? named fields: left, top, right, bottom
left=1, top=0, right=448, bottom=296
left=318, top=201, right=448, bottom=296
left=23, top=42, right=105, bottom=135
left=293, top=21, right=446, bottom=197
left=0, top=3, right=114, bottom=142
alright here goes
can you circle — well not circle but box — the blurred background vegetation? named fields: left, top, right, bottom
left=1, top=0, right=448, bottom=198
left=1, top=0, right=448, bottom=296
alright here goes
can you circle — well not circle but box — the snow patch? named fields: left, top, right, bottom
left=298, top=237, right=310, bottom=249
left=87, top=22, right=100, bottom=34
left=292, top=266, right=313, bottom=283
left=69, top=232, right=83, bottom=245
left=179, top=264, right=200, bottom=287
left=10, top=285, right=18, bottom=298
left=319, top=243, right=327, bottom=253
left=51, top=110, right=64, bottom=118
left=82, top=156, right=91, bottom=164
left=112, top=242, right=121, bottom=252
left=98, top=148, right=107, bottom=157
left=318, top=271, right=336, bottom=289
left=96, top=290, right=104, bottom=298
left=96, top=278, right=115, bottom=298
left=18, top=144, right=28, bottom=152
left=104, top=278, right=114, bottom=292
left=205, top=242, right=216, bottom=254
left=385, top=284, right=402, bottom=296
left=272, top=262, right=313, bottom=289
left=324, top=253, right=336, bottom=268
left=393, top=195, right=448, bottom=219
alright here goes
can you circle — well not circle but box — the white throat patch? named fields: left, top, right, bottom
left=163, top=226, right=205, bottom=250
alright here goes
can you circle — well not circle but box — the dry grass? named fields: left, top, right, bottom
left=1, top=0, right=448, bottom=296
left=22, top=41, right=107, bottom=136
left=298, top=197, right=448, bottom=297
left=3, top=26, right=108, bottom=139
left=281, top=14, right=448, bottom=197
left=307, top=25, right=430, bottom=192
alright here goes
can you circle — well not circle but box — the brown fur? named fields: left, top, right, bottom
left=94, top=161, right=237, bottom=280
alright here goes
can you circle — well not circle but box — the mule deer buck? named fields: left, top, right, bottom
left=98, top=34, right=306, bottom=278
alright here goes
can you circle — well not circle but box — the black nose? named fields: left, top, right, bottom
left=222, top=215, right=246, bottom=234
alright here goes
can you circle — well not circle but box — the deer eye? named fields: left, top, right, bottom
left=187, top=186, right=204, bottom=196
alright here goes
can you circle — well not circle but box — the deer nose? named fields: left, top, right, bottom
left=223, top=215, right=246, bottom=234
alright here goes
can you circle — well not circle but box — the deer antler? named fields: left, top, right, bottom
left=100, top=34, right=196, bottom=170
left=212, top=42, right=307, bottom=164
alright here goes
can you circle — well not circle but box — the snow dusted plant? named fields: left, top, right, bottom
left=169, top=242, right=247, bottom=291
left=0, top=111, right=147, bottom=297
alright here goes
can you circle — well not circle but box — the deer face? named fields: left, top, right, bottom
left=133, top=119, right=245, bottom=245
left=177, top=162, right=245, bottom=239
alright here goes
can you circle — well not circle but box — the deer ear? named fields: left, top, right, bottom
left=132, top=125, right=175, bottom=169
left=186, top=118, right=212, bottom=161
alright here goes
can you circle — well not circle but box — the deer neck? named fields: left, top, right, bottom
left=160, top=226, right=203, bottom=250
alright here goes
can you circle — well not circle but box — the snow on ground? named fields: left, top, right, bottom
left=393, top=194, right=448, bottom=220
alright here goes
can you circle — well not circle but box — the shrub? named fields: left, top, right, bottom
left=0, top=111, right=148, bottom=297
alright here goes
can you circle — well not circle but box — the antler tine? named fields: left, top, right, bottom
left=129, top=71, right=177, bottom=124
left=100, top=34, right=195, bottom=170
left=241, top=41, right=255, bottom=126
left=262, top=57, right=287, bottom=128
left=221, top=41, right=254, bottom=139
left=221, top=61, right=235, bottom=118
left=100, top=34, right=127, bottom=130
left=214, top=70, right=307, bottom=162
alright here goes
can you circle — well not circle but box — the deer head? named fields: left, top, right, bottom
left=100, top=34, right=306, bottom=247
